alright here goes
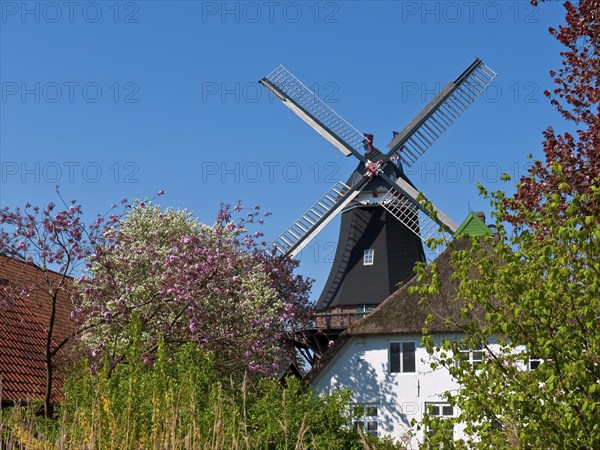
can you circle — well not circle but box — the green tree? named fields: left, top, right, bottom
left=415, top=0, right=600, bottom=447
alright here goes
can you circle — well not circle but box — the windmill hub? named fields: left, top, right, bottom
left=364, top=159, right=383, bottom=178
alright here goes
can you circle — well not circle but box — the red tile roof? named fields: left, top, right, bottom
left=0, top=255, right=76, bottom=404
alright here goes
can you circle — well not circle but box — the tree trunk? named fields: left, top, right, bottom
left=44, top=352, right=53, bottom=417
left=44, top=289, right=58, bottom=417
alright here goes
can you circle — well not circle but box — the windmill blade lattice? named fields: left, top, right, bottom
left=381, top=188, right=452, bottom=262
left=387, top=59, right=496, bottom=167
left=377, top=170, right=459, bottom=233
left=261, top=65, right=368, bottom=158
left=272, top=180, right=362, bottom=258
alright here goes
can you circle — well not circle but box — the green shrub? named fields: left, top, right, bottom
left=1, top=336, right=404, bottom=449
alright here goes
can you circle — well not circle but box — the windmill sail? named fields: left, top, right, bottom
left=272, top=180, right=365, bottom=258
left=260, top=65, right=368, bottom=159
left=377, top=171, right=458, bottom=233
left=380, top=187, right=452, bottom=261
left=387, top=58, right=496, bottom=167
left=262, top=59, right=495, bottom=262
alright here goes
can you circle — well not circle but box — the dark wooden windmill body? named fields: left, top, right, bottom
left=314, top=149, right=425, bottom=320
left=259, top=59, right=496, bottom=363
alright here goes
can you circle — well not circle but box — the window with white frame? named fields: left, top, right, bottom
left=352, top=404, right=379, bottom=437
left=355, top=304, right=373, bottom=320
left=363, top=249, right=374, bottom=266
left=457, top=343, right=484, bottom=369
left=425, top=402, right=455, bottom=438
left=426, top=402, right=454, bottom=418
left=389, top=341, right=416, bottom=373
left=528, top=352, right=542, bottom=370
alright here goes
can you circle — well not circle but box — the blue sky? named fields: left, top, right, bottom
left=1, top=1, right=567, bottom=301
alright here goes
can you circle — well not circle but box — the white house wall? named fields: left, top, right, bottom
left=312, top=333, right=500, bottom=448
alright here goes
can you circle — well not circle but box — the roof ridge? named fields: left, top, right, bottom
left=0, top=253, right=76, bottom=280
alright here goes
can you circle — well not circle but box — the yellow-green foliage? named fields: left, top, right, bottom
left=1, top=335, right=404, bottom=449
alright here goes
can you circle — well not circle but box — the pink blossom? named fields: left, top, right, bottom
left=74, top=200, right=312, bottom=376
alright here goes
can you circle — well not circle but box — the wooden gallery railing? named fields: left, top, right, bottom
left=308, top=311, right=372, bottom=330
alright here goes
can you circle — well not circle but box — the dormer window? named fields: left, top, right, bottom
left=363, top=249, right=374, bottom=266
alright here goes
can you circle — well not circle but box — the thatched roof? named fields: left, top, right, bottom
left=306, top=238, right=477, bottom=383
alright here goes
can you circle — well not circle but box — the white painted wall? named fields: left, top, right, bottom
left=312, top=333, right=501, bottom=448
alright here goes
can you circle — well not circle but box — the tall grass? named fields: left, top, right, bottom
left=1, top=342, right=403, bottom=449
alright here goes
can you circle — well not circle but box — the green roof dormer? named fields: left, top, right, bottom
left=453, top=212, right=493, bottom=238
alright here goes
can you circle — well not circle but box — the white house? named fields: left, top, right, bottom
left=307, top=237, right=503, bottom=448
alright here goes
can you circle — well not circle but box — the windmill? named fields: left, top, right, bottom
left=259, top=59, right=496, bottom=360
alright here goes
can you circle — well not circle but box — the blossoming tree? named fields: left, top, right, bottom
left=0, top=194, right=91, bottom=416
left=76, top=201, right=312, bottom=376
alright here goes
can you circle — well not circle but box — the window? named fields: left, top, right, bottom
left=425, top=402, right=454, bottom=439
left=390, top=342, right=416, bottom=373
left=363, top=249, right=374, bottom=266
left=426, top=403, right=454, bottom=417
left=352, top=404, right=379, bottom=436
left=457, top=343, right=483, bottom=369
left=528, top=353, right=542, bottom=370
left=355, top=304, right=373, bottom=320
